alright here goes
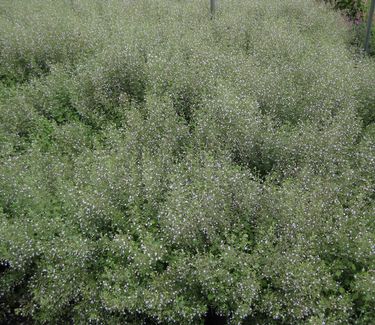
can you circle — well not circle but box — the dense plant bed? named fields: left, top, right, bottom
left=0, top=0, right=374, bottom=324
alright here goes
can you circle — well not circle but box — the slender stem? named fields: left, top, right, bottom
left=364, top=0, right=375, bottom=53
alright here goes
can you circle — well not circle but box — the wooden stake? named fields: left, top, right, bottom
left=210, top=0, right=216, bottom=17
left=364, top=0, right=375, bottom=53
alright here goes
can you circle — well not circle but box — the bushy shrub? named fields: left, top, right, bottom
left=322, top=0, right=365, bottom=20
left=0, top=0, right=374, bottom=324
left=0, top=0, right=105, bottom=84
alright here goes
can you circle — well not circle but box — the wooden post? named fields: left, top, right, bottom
left=210, top=0, right=216, bottom=17
left=364, top=0, right=375, bottom=53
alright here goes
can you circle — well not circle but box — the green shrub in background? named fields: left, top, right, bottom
left=0, top=0, right=374, bottom=324
left=324, top=0, right=365, bottom=19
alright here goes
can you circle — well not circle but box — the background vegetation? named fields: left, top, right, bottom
left=322, top=0, right=375, bottom=54
left=0, top=0, right=374, bottom=324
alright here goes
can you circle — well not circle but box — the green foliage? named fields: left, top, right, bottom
left=322, top=0, right=365, bottom=19
left=0, top=0, right=374, bottom=324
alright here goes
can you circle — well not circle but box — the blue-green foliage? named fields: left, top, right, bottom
left=0, top=0, right=374, bottom=324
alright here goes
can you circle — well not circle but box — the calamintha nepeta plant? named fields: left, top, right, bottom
left=0, top=0, right=374, bottom=324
